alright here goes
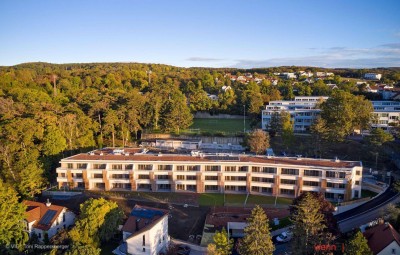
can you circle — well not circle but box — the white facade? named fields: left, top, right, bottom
left=125, top=216, right=168, bottom=255
left=371, top=101, right=400, bottom=130
left=364, top=73, right=382, bottom=80
left=25, top=205, right=75, bottom=242
left=378, top=241, right=400, bottom=255
left=261, top=96, right=328, bottom=132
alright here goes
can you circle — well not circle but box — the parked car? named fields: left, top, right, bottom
left=177, top=245, right=191, bottom=255
left=276, top=231, right=293, bottom=243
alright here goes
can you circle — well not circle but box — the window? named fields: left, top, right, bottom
left=158, top=165, right=172, bottom=171
left=38, top=233, right=41, bottom=238
left=143, top=248, right=146, bottom=252
left=304, top=170, right=321, bottom=177
left=138, top=164, right=152, bottom=170
left=77, top=163, right=87, bottom=169
left=63, top=213, right=65, bottom=222
left=138, top=175, right=150, bottom=179
left=252, top=167, right=260, bottom=173
left=356, top=171, right=361, bottom=176
left=112, top=164, right=123, bottom=170
left=186, top=175, right=197, bottom=180
left=93, top=173, right=103, bottom=179
left=225, top=185, right=236, bottom=191
left=280, top=188, right=295, bottom=195
left=67, top=163, right=73, bottom=169
left=93, top=164, right=106, bottom=169
left=303, top=181, right=319, bottom=187
left=205, top=185, right=218, bottom=191
left=263, top=167, right=276, bottom=174
left=205, top=165, right=219, bottom=171
left=157, top=175, right=169, bottom=180
left=176, top=165, right=185, bottom=171
left=251, top=186, right=259, bottom=192
left=355, top=181, right=360, bottom=185
left=225, top=166, right=236, bottom=172
left=187, top=185, right=196, bottom=191
left=177, top=175, right=185, bottom=180
left=252, top=177, right=260, bottom=182
left=281, top=179, right=297, bottom=185
left=187, top=165, right=199, bottom=171
left=281, top=168, right=299, bottom=175
left=238, top=186, right=247, bottom=191
left=238, top=166, right=248, bottom=172
left=177, top=184, right=184, bottom=190
left=205, top=176, right=218, bottom=181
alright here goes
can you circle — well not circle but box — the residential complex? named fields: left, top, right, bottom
left=261, top=96, right=328, bottom=132
left=372, top=101, right=400, bottom=130
left=56, top=148, right=362, bottom=201
left=113, top=205, right=168, bottom=255
left=261, top=97, right=400, bottom=132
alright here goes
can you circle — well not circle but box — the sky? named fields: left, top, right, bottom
left=0, top=0, right=399, bottom=68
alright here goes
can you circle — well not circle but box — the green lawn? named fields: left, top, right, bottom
left=246, top=194, right=293, bottom=205
left=199, top=193, right=225, bottom=206
left=225, top=194, right=247, bottom=204
left=189, top=118, right=251, bottom=134
left=361, top=189, right=379, bottom=198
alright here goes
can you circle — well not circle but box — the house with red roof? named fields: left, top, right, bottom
left=23, top=200, right=75, bottom=242
left=113, top=205, right=169, bottom=255
left=364, top=222, right=400, bottom=255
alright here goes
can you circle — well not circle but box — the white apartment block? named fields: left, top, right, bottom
left=364, top=73, right=382, bottom=80
left=371, top=101, right=400, bottom=130
left=56, top=148, right=362, bottom=201
left=261, top=96, right=328, bottom=132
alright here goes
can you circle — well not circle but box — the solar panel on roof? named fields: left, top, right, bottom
left=39, top=210, right=57, bottom=225
left=131, top=208, right=163, bottom=219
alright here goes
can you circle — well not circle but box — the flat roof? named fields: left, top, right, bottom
left=62, top=148, right=361, bottom=169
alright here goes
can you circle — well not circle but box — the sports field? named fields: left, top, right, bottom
left=190, top=118, right=252, bottom=134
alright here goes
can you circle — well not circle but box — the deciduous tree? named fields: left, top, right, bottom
left=246, top=129, right=270, bottom=155
left=346, top=231, right=373, bottom=255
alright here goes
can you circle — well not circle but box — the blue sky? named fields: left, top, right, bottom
left=0, top=0, right=399, bottom=68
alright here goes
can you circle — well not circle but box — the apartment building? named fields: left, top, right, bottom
left=56, top=148, right=362, bottom=201
left=261, top=96, right=328, bottom=132
left=364, top=73, right=382, bottom=80
left=372, top=101, right=400, bottom=130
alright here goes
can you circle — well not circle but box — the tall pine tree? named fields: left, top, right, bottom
left=239, top=205, right=274, bottom=255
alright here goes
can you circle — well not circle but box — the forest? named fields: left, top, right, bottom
left=0, top=62, right=399, bottom=199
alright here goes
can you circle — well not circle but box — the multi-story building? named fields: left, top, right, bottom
left=261, top=96, right=328, bottom=132
left=372, top=101, right=400, bottom=130
left=364, top=73, right=382, bottom=80
left=56, top=148, right=362, bottom=201
left=113, top=205, right=168, bottom=255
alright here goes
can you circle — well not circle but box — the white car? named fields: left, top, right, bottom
left=276, top=231, right=293, bottom=243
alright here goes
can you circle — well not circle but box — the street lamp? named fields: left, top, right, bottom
left=243, top=105, right=246, bottom=133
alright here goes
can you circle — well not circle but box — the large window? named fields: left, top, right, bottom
left=261, top=187, right=273, bottom=193
left=263, top=167, right=277, bottom=174
left=157, top=175, right=169, bottom=180
left=177, top=175, right=185, bottom=180
left=225, top=185, right=236, bottom=191
left=138, top=164, right=152, bottom=171
left=280, top=188, right=295, bottom=195
left=205, top=165, right=219, bottom=172
left=205, top=185, right=218, bottom=191
left=112, top=164, right=123, bottom=170
left=303, top=181, right=320, bottom=187
left=187, top=165, right=199, bottom=171
left=205, top=176, right=218, bottom=181
left=93, top=164, right=106, bottom=169
left=281, top=179, right=297, bottom=185
left=304, top=170, right=322, bottom=177
left=225, top=166, right=236, bottom=172
left=138, top=175, right=149, bottom=179
left=176, top=165, right=185, bottom=171
left=77, top=163, right=87, bottom=169
left=281, top=168, right=299, bottom=175
left=158, top=165, right=172, bottom=171
left=186, top=175, right=197, bottom=180
left=238, top=166, right=248, bottom=172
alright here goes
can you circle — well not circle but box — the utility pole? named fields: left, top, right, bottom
left=243, top=104, right=246, bottom=133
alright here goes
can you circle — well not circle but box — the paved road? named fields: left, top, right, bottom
left=335, top=186, right=400, bottom=233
